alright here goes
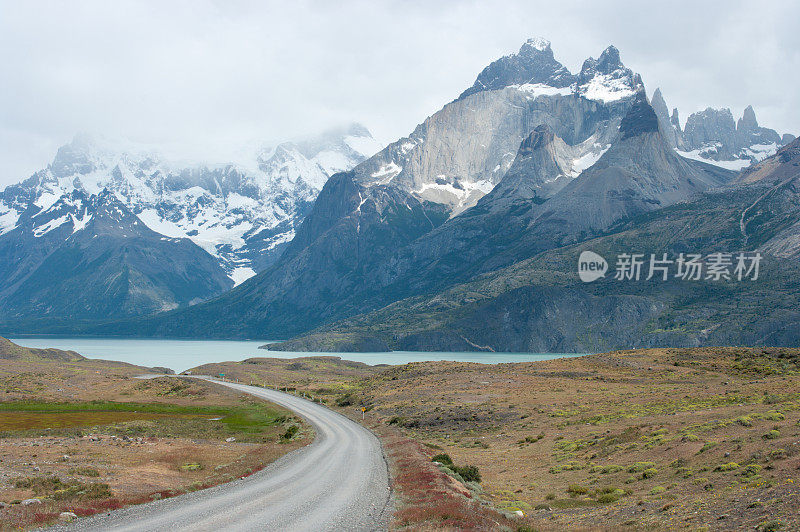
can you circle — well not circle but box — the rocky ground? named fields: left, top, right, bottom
left=197, top=347, right=800, bottom=531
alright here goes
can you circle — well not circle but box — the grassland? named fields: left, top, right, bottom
left=0, top=338, right=309, bottom=530
left=195, top=347, right=800, bottom=531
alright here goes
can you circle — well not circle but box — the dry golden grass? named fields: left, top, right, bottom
left=200, top=347, right=800, bottom=531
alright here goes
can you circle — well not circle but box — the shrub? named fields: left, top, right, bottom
left=68, top=467, right=100, bottom=477
left=431, top=453, right=453, bottom=467
left=763, top=411, right=785, bottom=421
left=545, top=493, right=556, bottom=500
left=566, top=484, right=589, bottom=496
left=281, top=424, right=299, bottom=440
left=741, top=464, right=762, bottom=478
left=768, top=449, right=786, bottom=459
left=682, top=432, right=700, bottom=442
left=641, top=468, right=658, bottom=479
left=335, top=393, right=357, bottom=407
left=715, top=462, right=740, bottom=472
left=698, top=441, right=718, bottom=453
left=675, top=467, right=693, bottom=478
left=628, top=462, right=656, bottom=473
left=763, top=430, right=780, bottom=440
left=735, top=416, right=753, bottom=427
left=451, top=465, right=481, bottom=483
left=759, top=520, right=783, bottom=532
left=649, top=486, right=666, bottom=495
left=597, top=492, right=621, bottom=503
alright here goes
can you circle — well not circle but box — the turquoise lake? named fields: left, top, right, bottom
left=9, top=337, right=587, bottom=373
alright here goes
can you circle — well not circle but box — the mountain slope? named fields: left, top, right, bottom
left=269, top=142, right=800, bottom=353
left=0, top=190, right=233, bottom=323
left=93, top=40, right=651, bottom=338
left=0, top=125, right=380, bottom=283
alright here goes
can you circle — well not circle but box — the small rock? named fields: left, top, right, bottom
left=21, top=498, right=41, bottom=506
left=725, top=452, right=731, bottom=457
left=32, top=466, right=40, bottom=472
left=226, top=437, right=236, bottom=442
left=0, top=502, right=7, bottom=509
left=59, top=512, right=78, bottom=522
left=514, top=510, right=524, bottom=518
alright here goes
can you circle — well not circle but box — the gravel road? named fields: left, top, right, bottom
left=57, top=377, right=392, bottom=531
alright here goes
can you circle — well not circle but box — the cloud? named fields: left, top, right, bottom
left=1, top=0, right=798, bottom=185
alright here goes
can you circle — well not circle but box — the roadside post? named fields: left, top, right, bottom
left=361, top=407, right=366, bottom=420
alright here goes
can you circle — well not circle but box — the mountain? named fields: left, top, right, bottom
left=0, top=189, right=234, bottom=324
left=0, top=124, right=381, bottom=283
left=268, top=138, right=800, bottom=353
left=89, top=40, right=655, bottom=338
left=649, top=89, right=794, bottom=170
left=4, top=39, right=793, bottom=343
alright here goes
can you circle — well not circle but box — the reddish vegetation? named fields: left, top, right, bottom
left=371, top=424, right=520, bottom=531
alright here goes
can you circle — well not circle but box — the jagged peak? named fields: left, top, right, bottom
left=458, top=38, right=575, bottom=100
left=520, top=37, right=552, bottom=54
left=738, top=105, right=759, bottom=132
left=619, top=97, right=660, bottom=139
left=518, top=124, right=556, bottom=153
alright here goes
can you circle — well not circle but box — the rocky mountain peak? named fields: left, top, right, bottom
left=519, top=124, right=556, bottom=153
left=737, top=105, right=759, bottom=132
left=619, top=97, right=661, bottom=139
left=670, top=108, right=681, bottom=131
left=575, top=46, right=643, bottom=103
left=458, top=37, right=575, bottom=100
left=595, top=45, right=623, bottom=73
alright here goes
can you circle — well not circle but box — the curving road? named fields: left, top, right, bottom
left=59, top=377, right=392, bottom=532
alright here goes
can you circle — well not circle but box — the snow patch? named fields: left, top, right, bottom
left=579, top=74, right=637, bottom=103
left=229, top=267, right=256, bottom=286
left=33, top=215, right=70, bottom=237
left=570, top=145, right=610, bottom=177
left=370, top=162, right=403, bottom=183
left=677, top=148, right=753, bottom=171
left=0, top=204, right=19, bottom=235
left=70, top=212, right=93, bottom=233
left=510, top=83, right=573, bottom=99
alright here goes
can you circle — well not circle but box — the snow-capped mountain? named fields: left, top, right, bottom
left=0, top=124, right=381, bottom=284
left=353, top=39, right=644, bottom=217
left=650, top=89, right=794, bottom=171
left=0, top=188, right=235, bottom=322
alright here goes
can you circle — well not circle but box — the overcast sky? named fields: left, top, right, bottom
left=1, top=0, right=798, bottom=186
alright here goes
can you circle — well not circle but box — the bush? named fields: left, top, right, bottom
left=335, top=393, right=357, bottom=407
left=431, top=453, right=453, bottom=467
left=451, top=465, right=481, bottom=483
left=759, top=520, right=783, bottom=532
left=763, top=411, right=785, bottom=421
left=628, top=462, right=656, bottom=473
left=715, top=462, right=740, bottom=472
left=698, top=441, right=718, bottom=453
left=281, top=425, right=299, bottom=440
left=641, top=468, right=658, bottom=479
left=735, top=416, right=753, bottom=427
left=566, top=484, right=589, bottom=496
left=597, top=492, right=621, bottom=503
left=649, top=486, right=666, bottom=495
left=741, top=464, right=762, bottom=478
left=545, top=493, right=556, bottom=500
left=68, top=467, right=100, bottom=477
left=763, top=430, right=781, bottom=440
